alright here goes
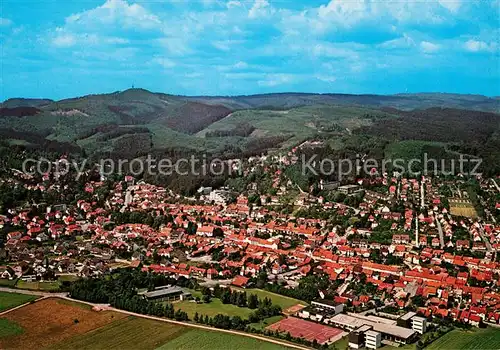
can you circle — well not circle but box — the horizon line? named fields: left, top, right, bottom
left=2, top=88, right=499, bottom=103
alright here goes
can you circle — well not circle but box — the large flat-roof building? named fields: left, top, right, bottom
left=298, top=300, right=345, bottom=322
left=397, top=311, right=416, bottom=328
left=348, top=325, right=372, bottom=349
left=311, top=299, right=344, bottom=315
left=139, top=286, right=192, bottom=302
left=329, top=314, right=416, bottom=344
left=397, top=311, right=427, bottom=334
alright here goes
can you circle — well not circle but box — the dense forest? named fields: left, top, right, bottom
left=163, top=102, right=232, bottom=134
left=0, top=107, right=41, bottom=117
left=205, top=122, right=256, bottom=137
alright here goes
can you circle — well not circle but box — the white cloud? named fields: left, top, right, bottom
left=312, top=43, right=359, bottom=59
left=379, top=34, right=415, bottom=49
left=233, top=61, right=248, bottom=69
left=464, top=39, right=496, bottom=52
left=12, top=27, right=24, bottom=35
left=350, top=62, right=365, bottom=73
left=282, top=0, right=455, bottom=36
left=438, top=0, right=462, bottom=13
left=258, top=73, right=294, bottom=87
left=51, top=27, right=129, bottom=48
left=315, top=75, right=337, bottom=83
left=157, top=38, right=192, bottom=56
left=227, top=1, right=242, bottom=9
left=224, top=72, right=263, bottom=80
left=420, top=41, right=441, bottom=53
left=212, top=40, right=244, bottom=51
left=105, top=37, right=129, bottom=44
left=151, top=57, right=176, bottom=69
left=52, top=32, right=77, bottom=47
left=66, top=0, right=161, bottom=30
left=0, top=18, right=12, bottom=26
left=212, top=41, right=231, bottom=51
left=317, top=0, right=370, bottom=28
left=248, top=0, right=275, bottom=19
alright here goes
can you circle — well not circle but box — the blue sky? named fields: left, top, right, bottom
left=1, top=0, right=499, bottom=100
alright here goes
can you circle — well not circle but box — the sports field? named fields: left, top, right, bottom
left=425, top=327, right=500, bottom=350
left=0, top=291, right=37, bottom=312
left=174, top=298, right=254, bottom=319
left=267, top=317, right=344, bottom=345
left=231, top=287, right=307, bottom=310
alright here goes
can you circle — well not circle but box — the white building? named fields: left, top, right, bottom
left=311, top=300, right=344, bottom=315
left=208, top=189, right=231, bottom=204
left=411, top=316, right=427, bottom=334
left=365, top=330, right=382, bottom=349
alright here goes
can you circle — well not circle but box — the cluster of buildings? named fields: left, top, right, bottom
left=1, top=152, right=500, bottom=347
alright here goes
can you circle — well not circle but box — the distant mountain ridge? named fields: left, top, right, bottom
left=1, top=98, right=54, bottom=108
left=2, top=89, right=499, bottom=112
left=0, top=88, right=498, bottom=166
left=187, top=92, right=499, bottom=112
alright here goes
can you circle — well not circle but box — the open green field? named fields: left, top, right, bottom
left=0, top=292, right=37, bottom=312
left=249, top=315, right=284, bottom=331
left=197, top=105, right=381, bottom=149
left=330, top=336, right=348, bottom=350
left=50, top=316, right=189, bottom=350
left=51, top=315, right=290, bottom=350
left=57, top=275, right=80, bottom=282
left=385, top=140, right=446, bottom=158
left=231, top=287, right=308, bottom=310
left=425, top=327, right=500, bottom=350
left=175, top=288, right=305, bottom=321
left=15, top=280, right=61, bottom=291
left=156, top=327, right=289, bottom=350
left=174, top=298, right=254, bottom=319
left=0, top=279, right=17, bottom=288
left=0, top=318, right=24, bottom=338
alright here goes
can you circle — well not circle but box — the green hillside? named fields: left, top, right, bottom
left=0, top=89, right=498, bottom=176
left=0, top=89, right=403, bottom=156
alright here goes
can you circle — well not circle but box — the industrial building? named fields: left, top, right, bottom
left=139, top=285, right=192, bottom=302
left=348, top=325, right=372, bottom=349
left=297, top=299, right=344, bottom=322
left=310, top=299, right=344, bottom=315
left=397, top=311, right=428, bottom=334
left=411, top=316, right=427, bottom=334
left=365, top=330, right=382, bottom=349
left=329, top=313, right=417, bottom=345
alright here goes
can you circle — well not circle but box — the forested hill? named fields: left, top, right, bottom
left=2, top=89, right=499, bottom=112
left=0, top=88, right=498, bottom=194
left=0, top=88, right=497, bottom=161
left=187, top=92, right=500, bottom=112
